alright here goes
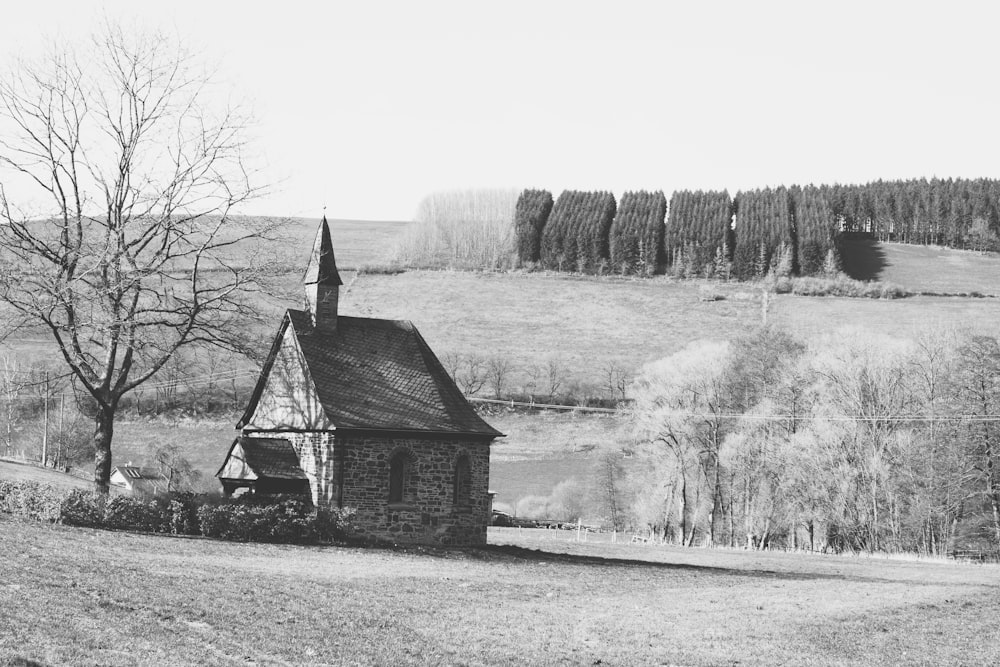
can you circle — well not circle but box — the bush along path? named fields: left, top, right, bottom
left=0, top=480, right=354, bottom=544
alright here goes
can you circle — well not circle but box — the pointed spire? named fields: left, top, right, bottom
left=303, top=215, right=343, bottom=286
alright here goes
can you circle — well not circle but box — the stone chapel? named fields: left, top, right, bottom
left=216, top=217, right=502, bottom=545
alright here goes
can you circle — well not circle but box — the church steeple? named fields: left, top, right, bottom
left=304, top=216, right=343, bottom=331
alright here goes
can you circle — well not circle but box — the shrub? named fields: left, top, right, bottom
left=103, top=495, right=169, bottom=532
left=783, top=275, right=910, bottom=299
left=0, top=480, right=63, bottom=522
left=168, top=493, right=202, bottom=535
left=514, top=189, right=554, bottom=266
left=196, top=497, right=342, bottom=544
left=316, top=506, right=356, bottom=542
left=1, top=476, right=354, bottom=545
left=60, top=489, right=106, bottom=527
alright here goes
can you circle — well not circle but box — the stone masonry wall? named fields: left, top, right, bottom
left=338, top=436, right=491, bottom=547
left=247, top=431, right=491, bottom=546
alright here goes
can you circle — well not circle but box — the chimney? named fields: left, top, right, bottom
left=303, top=216, right=343, bottom=332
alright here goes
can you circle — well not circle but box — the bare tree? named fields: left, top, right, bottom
left=596, top=449, right=627, bottom=531
left=602, top=361, right=631, bottom=402
left=545, top=357, right=568, bottom=401
left=0, top=24, right=276, bottom=491
left=153, top=443, right=201, bottom=493
left=441, top=351, right=462, bottom=386
left=486, top=356, right=512, bottom=400
left=955, top=336, right=1000, bottom=555
left=456, top=354, right=487, bottom=396
left=0, top=355, right=30, bottom=456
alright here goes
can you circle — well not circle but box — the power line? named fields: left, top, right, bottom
left=467, top=396, right=618, bottom=414
left=467, top=396, right=1000, bottom=422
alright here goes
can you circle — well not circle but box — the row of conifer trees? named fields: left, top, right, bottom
left=514, top=178, right=1000, bottom=278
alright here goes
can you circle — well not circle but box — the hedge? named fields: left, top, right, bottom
left=0, top=481, right=354, bottom=544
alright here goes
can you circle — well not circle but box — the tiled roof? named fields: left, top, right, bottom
left=240, top=437, right=308, bottom=479
left=113, top=466, right=162, bottom=481
left=110, top=466, right=166, bottom=495
left=242, top=310, right=502, bottom=438
left=217, top=436, right=308, bottom=480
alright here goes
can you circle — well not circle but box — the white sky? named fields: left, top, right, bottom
left=1, top=0, right=998, bottom=221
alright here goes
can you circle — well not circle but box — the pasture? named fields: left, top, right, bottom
left=1, top=518, right=998, bottom=666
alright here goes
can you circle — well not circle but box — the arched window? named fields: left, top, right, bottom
left=389, top=451, right=410, bottom=503
left=453, top=454, right=471, bottom=505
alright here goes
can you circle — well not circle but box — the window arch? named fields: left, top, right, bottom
left=453, top=453, right=472, bottom=506
left=389, top=450, right=411, bottom=503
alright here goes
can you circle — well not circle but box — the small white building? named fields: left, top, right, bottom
left=110, top=465, right=166, bottom=497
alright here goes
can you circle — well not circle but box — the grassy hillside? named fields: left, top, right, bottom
left=842, top=236, right=1000, bottom=294
left=339, top=270, right=1000, bottom=386
left=3, top=518, right=998, bottom=666
left=0, top=458, right=91, bottom=491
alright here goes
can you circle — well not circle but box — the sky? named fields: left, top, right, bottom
left=1, top=1, right=999, bottom=221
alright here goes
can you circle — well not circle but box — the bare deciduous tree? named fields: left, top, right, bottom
left=154, top=443, right=201, bottom=493
left=486, top=356, right=512, bottom=400
left=0, top=355, right=30, bottom=456
left=456, top=354, right=487, bottom=396
left=545, top=357, right=568, bottom=400
left=602, top=361, right=631, bottom=402
left=0, top=24, right=277, bottom=491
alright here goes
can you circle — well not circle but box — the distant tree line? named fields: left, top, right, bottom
left=627, top=325, right=1000, bottom=558
left=512, top=177, right=1000, bottom=279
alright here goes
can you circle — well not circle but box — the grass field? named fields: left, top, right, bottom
left=2, top=518, right=998, bottom=666
left=338, top=270, right=1000, bottom=390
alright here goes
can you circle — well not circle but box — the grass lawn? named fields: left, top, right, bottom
left=1, top=518, right=998, bottom=666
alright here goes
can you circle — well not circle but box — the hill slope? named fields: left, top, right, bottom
left=842, top=238, right=1000, bottom=294
left=4, top=519, right=999, bottom=666
left=0, top=458, right=92, bottom=491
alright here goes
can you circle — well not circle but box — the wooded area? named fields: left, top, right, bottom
left=507, top=178, right=1000, bottom=279
left=627, top=326, right=1000, bottom=557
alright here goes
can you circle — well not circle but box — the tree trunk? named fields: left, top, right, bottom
left=93, top=402, right=116, bottom=494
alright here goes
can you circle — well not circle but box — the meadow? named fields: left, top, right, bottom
left=1, top=517, right=998, bottom=666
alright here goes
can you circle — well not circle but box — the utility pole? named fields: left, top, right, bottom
left=41, top=370, right=48, bottom=467
left=56, top=392, right=65, bottom=469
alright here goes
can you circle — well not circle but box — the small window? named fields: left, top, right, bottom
left=389, top=451, right=410, bottom=503
left=453, top=455, right=471, bottom=505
